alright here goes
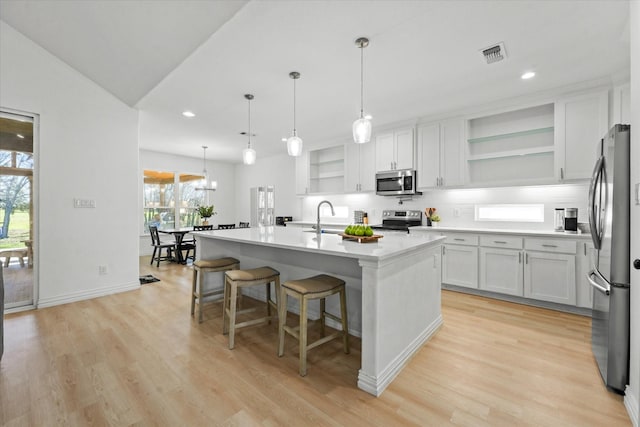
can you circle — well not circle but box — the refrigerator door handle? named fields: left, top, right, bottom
left=587, top=269, right=610, bottom=295
left=588, top=155, right=606, bottom=249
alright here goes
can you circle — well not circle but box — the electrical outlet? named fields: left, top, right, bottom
left=74, top=198, right=96, bottom=208
left=98, top=265, right=108, bottom=275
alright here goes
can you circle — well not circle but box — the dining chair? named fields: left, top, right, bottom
left=193, top=225, right=214, bottom=231
left=149, top=226, right=175, bottom=267
left=218, top=224, right=236, bottom=229
left=238, top=222, right=250, bottom=228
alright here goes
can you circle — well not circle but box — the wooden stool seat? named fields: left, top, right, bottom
left=223, top=266, right=280, bottom=349
left=191, top=257, right=240, bottom=323
left=278, top=274, right=349, bottom=376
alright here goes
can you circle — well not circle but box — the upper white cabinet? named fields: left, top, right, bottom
left=611, top=83, right=631, bottom=125
left=296, top=145, right=345, bottom=195
left=375, top=127, right=415, bottom=172
left=466, top=103, right=556, bottom=185
left=345, top=140, right=375, bottom=192
left=295, top=150, right=309, bottom=195
left=554, top=89, right=608, bottom=181
left=417, top=118, right=464, bottom=188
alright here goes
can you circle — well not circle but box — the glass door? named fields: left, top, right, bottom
left=0, top=111, right=35, bottom=310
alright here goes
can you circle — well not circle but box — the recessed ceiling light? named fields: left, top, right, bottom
left=281, top=138, right=287, bottom=142
left=182, top=111, right=195, bottom=118
left=521, top=71, right=536, bottom=80
left=16, top=134, right=24, bottom=139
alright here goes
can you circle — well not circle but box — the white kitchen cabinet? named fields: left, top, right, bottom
left=345, top=139, right=375, bottom=192
left=479, top=247, right=523, bottom=296
left=611, top=83, right=631, bottom=126
left=467, top=103, right=555, bottom=185
left=295, top=150, right=309, bottom=195
left=442, top=244, right=478, bottom=289
left=524, top=251, right=576, bottom=305
left=417, top=118, right=464, bottom=188
left=375, top=127, right=415, bottom=172
left=554, top=89, right=608, bottom=181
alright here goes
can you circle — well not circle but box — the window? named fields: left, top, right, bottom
left=143, top=170, right=204, bottom=232
left=475, top=204, right=544, bottom=222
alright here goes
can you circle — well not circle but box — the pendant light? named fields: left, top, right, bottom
left=286, top=71, right=303, bottom=157
left=243, top=94, right=256, bottom=165
left=353, top=37, right=372, bottom=144
left=195, top=145, right=217, bottom=192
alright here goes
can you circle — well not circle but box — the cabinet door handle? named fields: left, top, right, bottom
left=453, top=238, right=465, bottom=241
left=440, top=177, right=444, bottom=186
left=442, top=246, right=446, bottom=255
left=494, top=240, right=507, bottom=244
left=519, top=252, right=522, bottom=263
left=525, top=253, right=528, bottom=264
left=584, top=243, right=587, bottom=256
left=560, top=167, right=564, bottom=180
left=542, top=244, right=557, bottom=248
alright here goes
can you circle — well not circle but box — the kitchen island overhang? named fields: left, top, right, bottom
left=193, top=227, right=444, bottom=396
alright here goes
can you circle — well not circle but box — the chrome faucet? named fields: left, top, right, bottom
left=316, top=200, right=335, bottom=234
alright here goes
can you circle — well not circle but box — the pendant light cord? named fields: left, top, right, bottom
left=247, top=97, right=252, bottom=149
left=360, top=42, right=364, bottom=118
left=293, top=77, right=297, bottom=133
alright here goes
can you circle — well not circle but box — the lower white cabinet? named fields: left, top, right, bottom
left=576, top=242, right=595, bottom=308
left=524, top=251, right=576, bottom=305
left=479, top=247, right=523, bottom=296
left=442, top=244, right=478, bottom=289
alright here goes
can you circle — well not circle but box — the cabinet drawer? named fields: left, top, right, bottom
left=525, top=238, right=576, bottom=254
left=443, top=233, right=478, bottom=246
left=479, top=235, right=523, bottom=250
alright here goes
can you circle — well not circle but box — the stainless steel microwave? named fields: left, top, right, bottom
left=375, top=169, right=420, bottom=196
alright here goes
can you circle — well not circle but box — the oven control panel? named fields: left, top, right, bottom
left=382, top=210, right=422, bottom=220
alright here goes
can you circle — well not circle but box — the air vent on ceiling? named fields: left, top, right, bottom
left=480, top=42, right=507, bottom=64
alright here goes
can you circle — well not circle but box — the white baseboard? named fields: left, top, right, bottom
left=37, top=281, right=140, bottom=308
left=357, top=314, right=444, bottom=396
left=625, top=385, right=639, bottom=427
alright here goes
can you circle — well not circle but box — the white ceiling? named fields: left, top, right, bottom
left=0, top=1, right=631, bottom=164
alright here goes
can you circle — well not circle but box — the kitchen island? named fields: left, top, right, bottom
left=193, top=226, right=445, bottom=396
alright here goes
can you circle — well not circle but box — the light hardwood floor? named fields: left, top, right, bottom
left=0, top=257, right=630, bottom=426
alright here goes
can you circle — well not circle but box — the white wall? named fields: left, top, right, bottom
left=626, top=1, right=639, bottom=425
left=138, top=149, right=236, bottom=255
left=234, top=152, right=301, bottom=222
left=300, top=184, right=589, bottom=231
left=0, top=21, right=140, bottom=306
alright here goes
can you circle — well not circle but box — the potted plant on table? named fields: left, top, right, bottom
left=197, top=205, right=216, bottom=225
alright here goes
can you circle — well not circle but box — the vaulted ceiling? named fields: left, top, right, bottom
left=0, top=1, right=631, bottom=163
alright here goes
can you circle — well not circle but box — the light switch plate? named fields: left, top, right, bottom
left=74, top=198, right=96, bottom=208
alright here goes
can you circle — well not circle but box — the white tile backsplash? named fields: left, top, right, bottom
left=300, top=183, right=589, bottom=232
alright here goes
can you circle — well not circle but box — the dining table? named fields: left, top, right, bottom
left=158, top=228, right=195, bottom=264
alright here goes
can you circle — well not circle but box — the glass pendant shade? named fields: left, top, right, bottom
left=243, top=147, right=256, bottom=165
left=197, top=145, right=217, bottom=191
left=352, top=115, right=372, bottom=144
left=287, top=132, right=303, bottom=157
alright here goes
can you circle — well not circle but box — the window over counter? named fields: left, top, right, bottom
left=475, top=204, right=544, bottom=223
left=143, top=170, right=205, bottom=232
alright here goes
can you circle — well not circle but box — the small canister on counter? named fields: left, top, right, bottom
left=564, top=208, right=578, bottom=233
left=363, top=212, right=368, bottom=225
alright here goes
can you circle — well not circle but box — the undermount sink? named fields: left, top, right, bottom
left=302, top=228, right=343, bottom=234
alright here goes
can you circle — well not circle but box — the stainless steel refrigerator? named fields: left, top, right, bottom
left=587, top=123, right=630, bottom=394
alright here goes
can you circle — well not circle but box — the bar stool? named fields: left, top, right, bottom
left=191, top=257, right=240, bottom=323
left=223, top=266, right=280, bottom=349
left=278, top=274, right=349, bottom=376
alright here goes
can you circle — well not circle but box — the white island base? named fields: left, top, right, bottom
left=194, top=227, right=444, bottom=396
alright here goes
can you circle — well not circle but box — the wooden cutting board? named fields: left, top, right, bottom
left=339, top=233, right=384, bottom=243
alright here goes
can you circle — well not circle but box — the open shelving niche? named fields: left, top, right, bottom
left=309, top=145, right=345, bottom=193
left=466, top=103, right=555, bottom=184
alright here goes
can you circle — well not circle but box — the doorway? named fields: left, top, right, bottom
left=0, top=111, right=36, bottom=310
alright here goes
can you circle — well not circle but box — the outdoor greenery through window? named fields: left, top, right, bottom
left=0, top=150, right=32, bottom=249
left=143, top=170, right=205, bottom=232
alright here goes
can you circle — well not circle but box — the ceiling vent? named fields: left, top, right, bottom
left=480, top=42, right=507, bottom=64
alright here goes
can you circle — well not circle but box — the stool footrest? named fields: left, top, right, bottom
left=323, top=312, right=341, bottom=323
left=307, top=332, right=342, bottom=352
left=233, top=316, right=273, bottom=330
left=283, top=325, right=300, bottom=340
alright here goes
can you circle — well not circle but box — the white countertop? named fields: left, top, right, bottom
left=194, top=226, right=445, bottom=261
left=411, top=225, right=592, bottom=239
